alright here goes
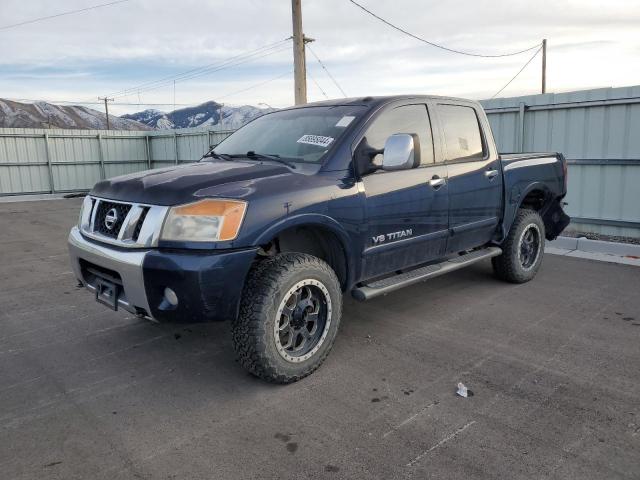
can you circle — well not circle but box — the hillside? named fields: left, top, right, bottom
left=122, top=101, right=274, bottom=129
left=0, top=99, right=151, bottom=130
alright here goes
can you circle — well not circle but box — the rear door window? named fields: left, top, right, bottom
left=437, top=104, right=484, bottom=162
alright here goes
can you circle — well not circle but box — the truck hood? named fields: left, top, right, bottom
left=90, top=160, right=294, bottom=205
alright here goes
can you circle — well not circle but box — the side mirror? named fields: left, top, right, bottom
left=382, top=133, right=420, bottom=171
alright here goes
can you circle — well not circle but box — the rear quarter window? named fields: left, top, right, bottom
left=437, top=104, right=484, bottom=162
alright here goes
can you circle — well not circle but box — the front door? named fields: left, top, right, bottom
left=359, top=104, right=449, bottom=279
left=436, top=103, right=503, bottom=253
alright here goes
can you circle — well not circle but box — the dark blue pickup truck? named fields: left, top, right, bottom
left=68, top=95, right=569, bottom=383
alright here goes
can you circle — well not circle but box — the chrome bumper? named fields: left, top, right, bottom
left=68, top=226, right=152, bottom=317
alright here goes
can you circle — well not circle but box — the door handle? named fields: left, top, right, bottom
left=485, top=169, right=499, bottom=179
left=429, top=176, right=446, bottom=188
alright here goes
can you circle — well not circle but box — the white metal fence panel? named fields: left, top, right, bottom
left=176, top=131, right=210, bottom=162
left=0, top=130, right=50, bottom=194
left=149, top=134, right=177, bottom=168
left=481, top=85, right=640, bottom=237
left=1, top=88, right=639, bottom=238
left=0, top=127, right=233, bottom=195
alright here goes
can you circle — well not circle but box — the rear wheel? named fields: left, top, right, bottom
left=492, top=209, right=545, bottom=283
left=231, top=253, right=342, bottom=383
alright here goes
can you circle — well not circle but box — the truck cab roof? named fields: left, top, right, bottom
left=279, top=94, right=480, bottom=111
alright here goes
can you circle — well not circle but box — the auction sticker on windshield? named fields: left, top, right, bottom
left=297, top=134, right=334, bottom=148
left=335, top=116, right=355, bottom=127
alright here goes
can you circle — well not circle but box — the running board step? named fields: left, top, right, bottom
left=352, top=247, right=502, bottom=301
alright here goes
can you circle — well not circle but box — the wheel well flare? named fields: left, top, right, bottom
left=261, top=226, right=348, bottom=290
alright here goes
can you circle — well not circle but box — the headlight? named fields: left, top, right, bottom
left=78, top=195, right=93, bottom=229
left=160, top=199, right=247, bottom=242
left=77, top=201, right=85, bottom=228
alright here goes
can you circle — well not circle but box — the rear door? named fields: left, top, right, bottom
left=359, top=103, right=449, bottom=279
left=436, top=103, right=502, bottom=253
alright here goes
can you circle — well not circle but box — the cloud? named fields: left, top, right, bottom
left=1, top=0, right=639, bottom=115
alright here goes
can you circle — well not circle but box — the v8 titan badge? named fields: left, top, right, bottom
left=372, top=229, right=413, bottom=245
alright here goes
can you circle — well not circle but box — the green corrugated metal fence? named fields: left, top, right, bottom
left=481, top=85, right=640, bottom=238
left=2, top=85, right=639, bottom=237
left=0, top=127, right=234, bottom=195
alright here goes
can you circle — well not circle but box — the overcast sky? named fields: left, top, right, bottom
left=1, top=0, right=639, bottom=115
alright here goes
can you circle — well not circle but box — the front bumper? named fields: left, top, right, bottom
left=68, top=227, right=258, bottom=322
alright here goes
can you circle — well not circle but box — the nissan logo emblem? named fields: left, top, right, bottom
left=104, top=208, right=119, bottom=230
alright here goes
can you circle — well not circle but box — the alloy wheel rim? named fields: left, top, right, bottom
left=274, top=279, right=332, bottom=363
left=518, top=223, right=541, bottom=270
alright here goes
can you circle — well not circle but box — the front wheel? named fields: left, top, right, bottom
left=492, top=209, right=545, bottom=283
left=231, top=253, right=342, bottom=383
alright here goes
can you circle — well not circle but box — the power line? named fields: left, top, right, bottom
left=216, top=71, right=293, bottom=101
left=307, top=70, right=329, bottom=99
left=0, top=0, right=131, bottom=31
left=106, top=39, right=290, bottom=97
left=107, top=40, right=292, bottom=98
left=347, top=0, right=541, bottom=58
left=108, top=44, right=291, bottom=99
left=6, top=71, right=292, bottom=109
left=3, top=98, right=197, bottom=107
left=306, top=45, right=347, bottom=97
left=97, top=72, right=292, bottom=108
left=491, top=46, right=543, bottom=98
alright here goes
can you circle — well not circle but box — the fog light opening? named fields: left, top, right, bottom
left=164, top=287, right=179, bottom=306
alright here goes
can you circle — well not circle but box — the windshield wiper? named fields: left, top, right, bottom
left=230, top=151, right=297, bottom=169
left=201, top=151, right=232, bottom=161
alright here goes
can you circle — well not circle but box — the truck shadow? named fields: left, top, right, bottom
left=120, top=261, right=502, bottom=391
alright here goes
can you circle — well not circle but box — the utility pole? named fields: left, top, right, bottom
left=541, top=38, right=547, bottom=94
left=291, top=0, right=307, bottom=105
left=98, top=97, right=114, bottom=130
left=218, top=103, right=224, bottom=128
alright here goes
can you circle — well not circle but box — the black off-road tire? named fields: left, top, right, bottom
left=492, top=208, right=546, bottom=284
left=231, top=253, right=342, bottom=383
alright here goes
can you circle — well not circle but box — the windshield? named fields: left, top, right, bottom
left=213, top=105, right=366, bottom=164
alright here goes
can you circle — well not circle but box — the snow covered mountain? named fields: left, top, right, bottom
left=0, top=98, right=273, bottom=131
left=121, top=101, right=274, bottom=130
left=0, top=99, right=151, bottom=130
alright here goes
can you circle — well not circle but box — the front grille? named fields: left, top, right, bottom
left=132, top=207, right=149, bottom=241
left=82, top=196, right=166, bottom=248
left=93, top=201, right=132, bottom=238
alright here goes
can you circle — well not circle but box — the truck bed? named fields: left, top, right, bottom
left=500, top=152, right=560, bottom=161
left=497, top=151, right=568, bottom=241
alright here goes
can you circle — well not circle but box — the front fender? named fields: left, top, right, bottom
left=253, top=213, right=356, bottom=287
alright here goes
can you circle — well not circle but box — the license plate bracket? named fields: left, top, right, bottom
left=95, top=278, right=119, bottom=311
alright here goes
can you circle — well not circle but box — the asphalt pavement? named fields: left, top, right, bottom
left=1, top=198, right=639, bottom=479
